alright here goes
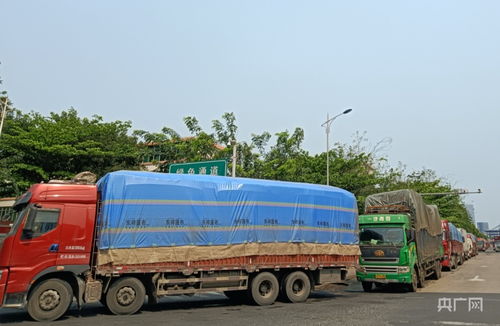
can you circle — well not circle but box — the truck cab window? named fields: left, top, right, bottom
left=31, top=209, right=60, bottom=238
left=360, top=227, right=404, bottom=245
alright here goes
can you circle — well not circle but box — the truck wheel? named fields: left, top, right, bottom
left=417, top=268, right=425, bottom=288
left=433, top=261, right=442, bottom=280
left=283, top=271, right=311, bottom=303
left=248, top=272, right=279, bottom=306
left=27, top=279, right=73, bottom=322
left=407, top=269, right=418, bottom=292
left=361, top=281, right=373, bottom=292
left=418, top=273, right=425, bottom=288
left=105, top=277, right=145, bottom=315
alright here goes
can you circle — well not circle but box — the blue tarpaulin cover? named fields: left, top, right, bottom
left=97, top=171, right=358, bottom=250
left=447, top=221, right=463, bottom=243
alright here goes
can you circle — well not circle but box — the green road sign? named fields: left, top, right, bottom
left=168, top=160, right=227, bottom=176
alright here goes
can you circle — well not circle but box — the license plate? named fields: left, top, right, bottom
left=375, top=274, right=386, bottom=279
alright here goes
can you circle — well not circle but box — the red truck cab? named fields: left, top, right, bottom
left=0, top=183, right=97, bottom=309
left=476, top=238, right=488, bottom=251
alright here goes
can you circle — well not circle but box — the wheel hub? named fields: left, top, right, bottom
left=39, top=289, right=61, bottom=311
left=292, top=280, right=304, bottom=294
left=116, top=286, right=136, bottom=306
left=259, top=281, right=272, bottom=297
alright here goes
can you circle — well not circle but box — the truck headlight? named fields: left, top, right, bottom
left=356, top=266, right=366, bottom=273
left=398, top=266, right=410, bottom=273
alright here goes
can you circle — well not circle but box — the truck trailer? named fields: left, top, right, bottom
left=441, top=220, right=464, bottom=270
left=0, top=171, right=360, bottom=321
left=356, top=190, right=443, bottom=292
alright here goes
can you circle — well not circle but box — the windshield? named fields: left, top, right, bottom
left=359, top=227, right=405, bottom=245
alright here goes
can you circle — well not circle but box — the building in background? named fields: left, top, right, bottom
left=477, top=222, right=489, bottom=233
left=485, top=224, right=500, bottom=238
left=465, top=204, right=476, bottom=223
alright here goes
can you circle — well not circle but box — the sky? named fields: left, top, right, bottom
left=1, top=1, right=499, bottom=228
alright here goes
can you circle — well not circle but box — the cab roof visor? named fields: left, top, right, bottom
left=13, top=192, right=32, bottom=211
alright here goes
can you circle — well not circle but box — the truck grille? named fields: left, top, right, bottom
left=363, top=257, right=399, bottom=263
left=365, top=265, right=399, bottom=274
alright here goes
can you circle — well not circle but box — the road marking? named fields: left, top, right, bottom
left=434, top=322, right=500, bottom=326
left=480, top=265, right=488, bottom=268
left=468, top=275, right=485, bottom=282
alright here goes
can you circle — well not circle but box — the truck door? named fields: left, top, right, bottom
left=56, top=204, right=95, bottom=266
left=8, top=204, right=63, bottom=292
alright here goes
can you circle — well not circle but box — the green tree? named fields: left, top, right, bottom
left=0, top=108, right=139, bottom=195
left=384, top=169, right=483, bottom=237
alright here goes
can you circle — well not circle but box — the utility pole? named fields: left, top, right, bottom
left=321, top=109, right=352, bottom=185
left=0, top=96, right=9, bottom=137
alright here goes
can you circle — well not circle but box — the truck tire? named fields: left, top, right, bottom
left=27, top=279, right=73, bottom=322
left=417, top=268, right=425, bottom=288
left=248, top=272, right=279, bottom=306
left=407, top=269, right=418, bottom=292
left=432, top=261, right=442, bottom=280
left=361, top=281, right=373, bottom=292
left=283, top=271, right=311, bottom=303
left=105, top=277, right=145, bottom=315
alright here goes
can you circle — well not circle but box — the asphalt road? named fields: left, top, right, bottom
left=1, top=252, right=499, bottom=325
left=421, top=249, right=500, bottom=293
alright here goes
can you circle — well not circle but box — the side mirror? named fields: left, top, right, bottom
left=406, top=229, right=415, bottom=243
left=21, top=207, right=38, bottom=240
left=22, top=228, right=34, bottom=239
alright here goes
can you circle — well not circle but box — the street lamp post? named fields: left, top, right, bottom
left=0, top=97, right=9, bottom=137
left=321, top=109, right=352, bottom=185
left=231, top=139, right=237, bottom=177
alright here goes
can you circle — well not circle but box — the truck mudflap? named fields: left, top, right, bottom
left=0, top=268, right=7, bottom=306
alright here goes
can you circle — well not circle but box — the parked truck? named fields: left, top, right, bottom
left=467, top=233, right=478, bottom=257
left=494, top=236, right=500, bottom=252
left=441, top=220, right=464, bottom=270
left=476, top=238, right=488, bottom=251
left=0, top=171, right=360, bottom=321
left=459, top=228, right=473, bottom=260
left=356, top=190, right=443, bottom=292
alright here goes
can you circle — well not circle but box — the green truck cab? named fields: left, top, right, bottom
left=356, top=190, right=443, bottom=292
left=356, top=214, right=417, bottom=291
